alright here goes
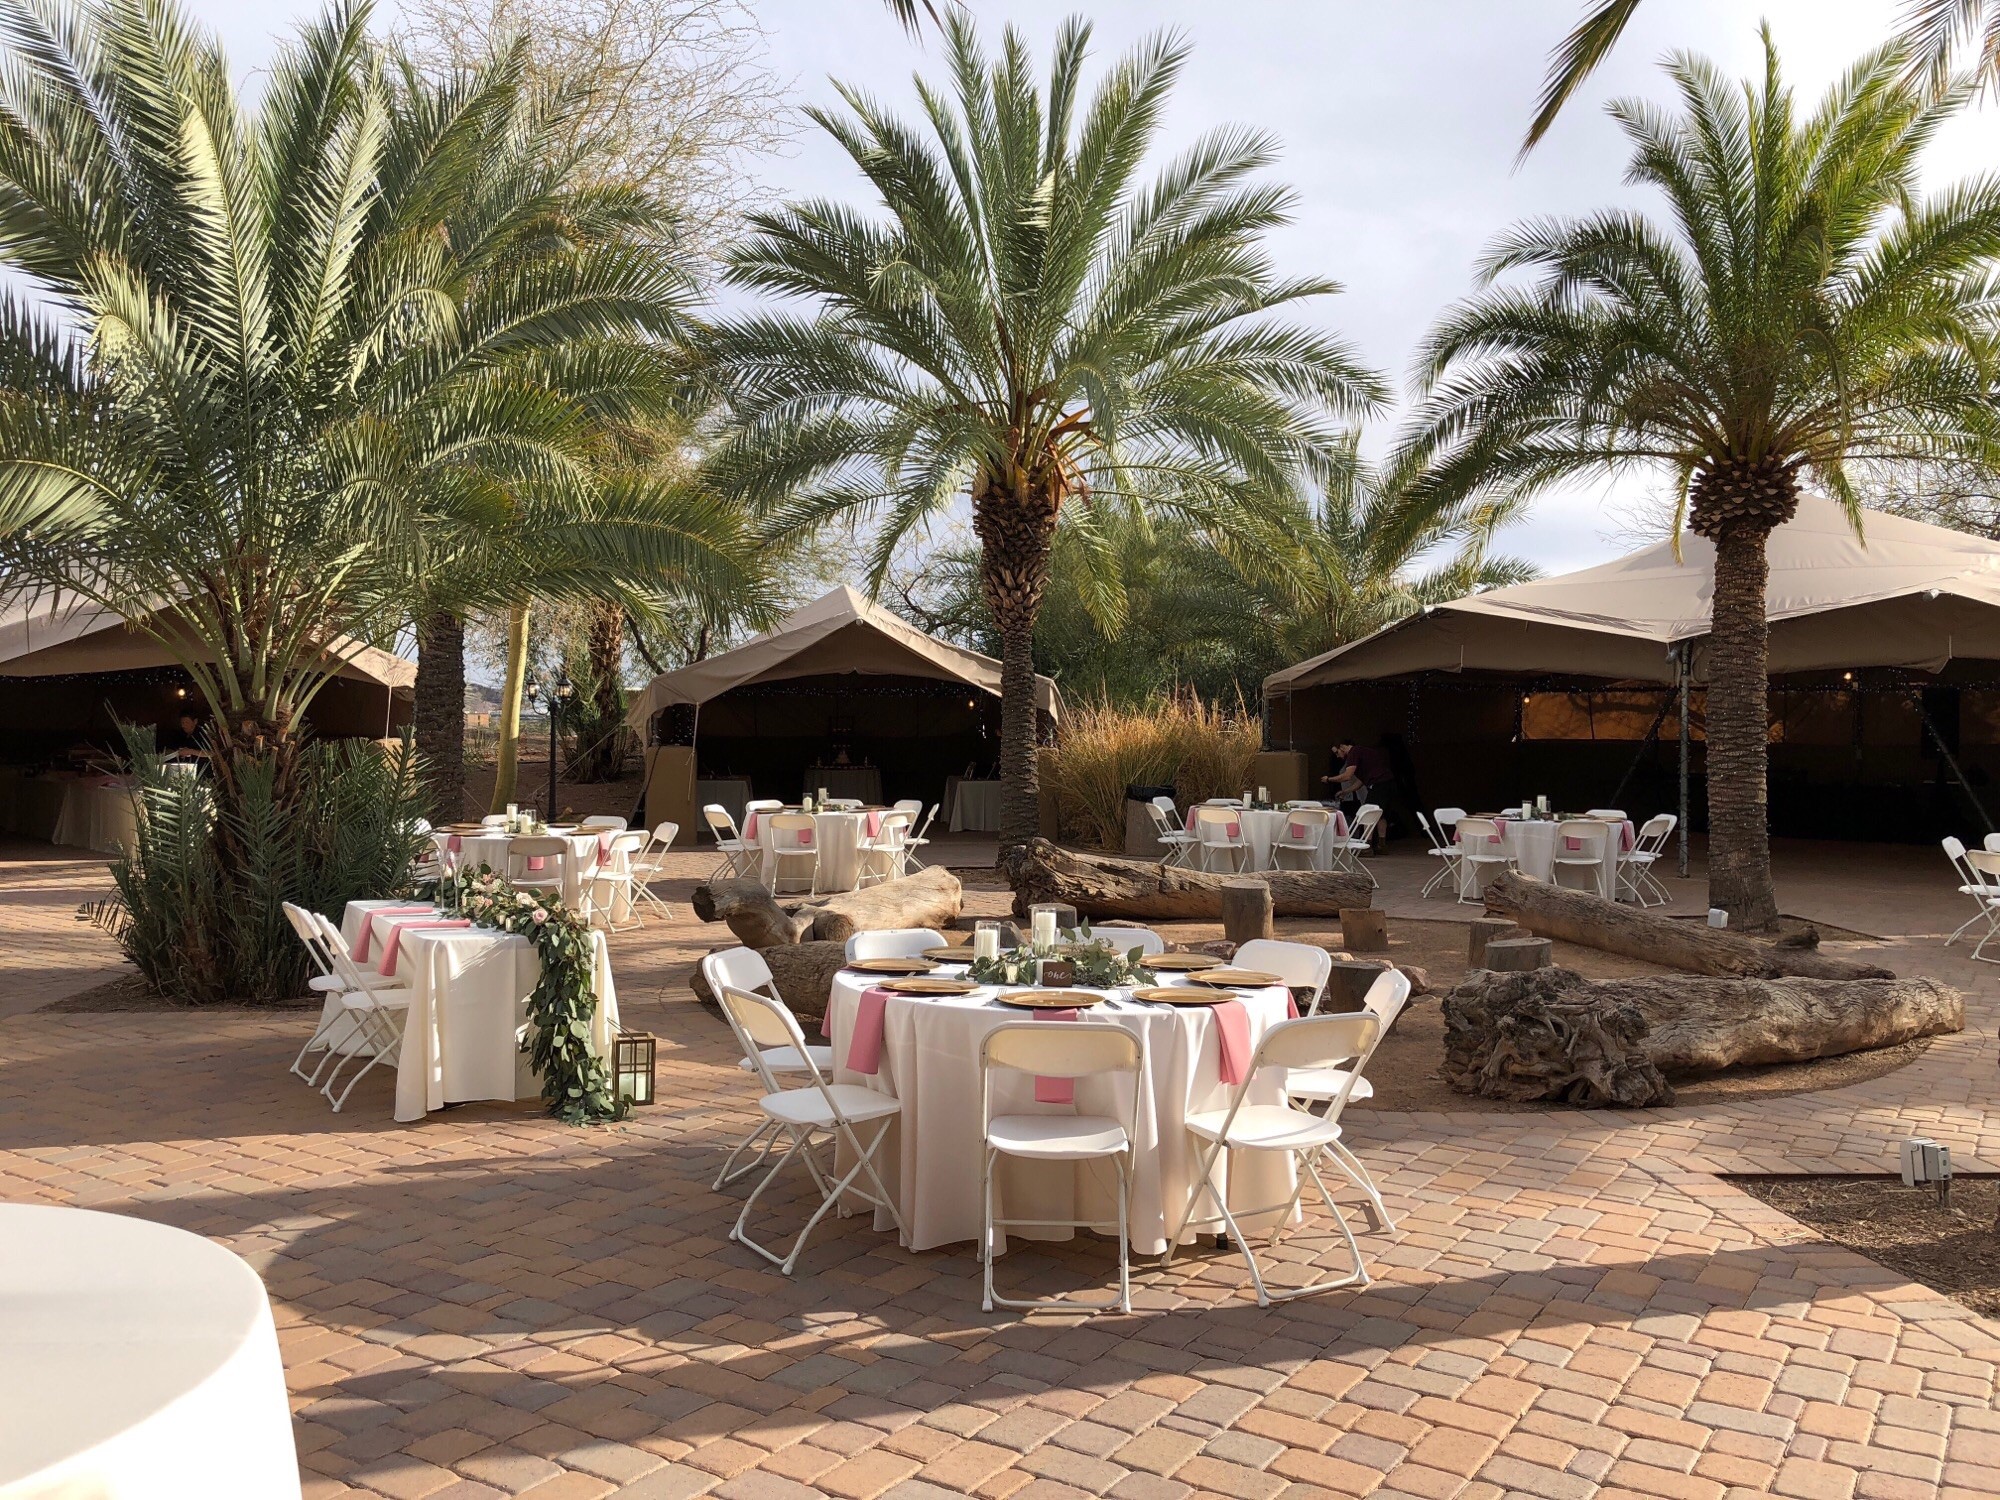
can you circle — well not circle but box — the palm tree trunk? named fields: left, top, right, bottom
left=974, top=476, right=1060, bottom=854
left=1704, top=524, right=1781, bottom=930
left=490, top=602, right=531, bottom=813
left=414, top=610, right=466, bottom=822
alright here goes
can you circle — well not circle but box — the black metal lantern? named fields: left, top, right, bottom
left=614, top=1031, right=656, bottom=1106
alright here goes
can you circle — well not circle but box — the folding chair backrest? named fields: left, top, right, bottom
left=983, top=1022, right=1140, bottom=1079
left=1233, top=939, right=1332, bottom=1012
left=1093, top=924, right=1164, bottom=956
left=846, top=928, right=947, bottom=960
left=1456, top=816, right=1501, bottom=847
left=703, top=945, right=777, bottom=1000
left=767, top=813, right=817, bottom=850
left=580, top=815, right=627, bottom=831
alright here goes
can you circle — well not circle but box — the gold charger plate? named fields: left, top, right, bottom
left=1185, top=968, right=1284, bottom=989
left=922, top=945, right=976, bottom=961
left=992, top=988, right=1101, bottom=1010
left=879, top=976, right=980, bottom=996
left=1129, top=986, right=1229, bottom=1006
left=846, top=957, right=938, bottom=976
left=1147, top=952, right=1222, bottom=972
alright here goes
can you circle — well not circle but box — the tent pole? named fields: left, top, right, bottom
left=1677, top=643, right=1691, bottom=879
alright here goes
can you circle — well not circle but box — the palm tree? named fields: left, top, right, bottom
left=1403, top=31, right=2000, bottom=927
left=1523, top=0, right=1996, bottom=152
left=705, top=14, right=1382, bottom=850
left=0, top=0, right=706, bottom=990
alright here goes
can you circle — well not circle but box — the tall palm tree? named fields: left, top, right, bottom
left=1403, top=32, right=2000, bottom=927
left=1523, top=0, right=1997, bottom=153
left=705, top=14, right=1382, bottom=850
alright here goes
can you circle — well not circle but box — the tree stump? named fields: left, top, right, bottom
left=1485, top=936, right=1552, bottom=972
left=1340, top=908, right=1388, bottom=952
left=1221, top=881, right=1275, bottom=944
left=1468, top=917, right=1526, bottom=967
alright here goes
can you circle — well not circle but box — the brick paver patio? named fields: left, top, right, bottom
left=3, top=837, right=1998, bottom=1500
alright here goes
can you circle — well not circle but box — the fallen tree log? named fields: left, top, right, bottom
left=1443, top=966, right=1963, bottom=1107
left=690, top=867, right=963, bottom=947
left=691, top=941, right=847, bottom=1022
left=1480, top=872, right=1895, bottom=981
left=1001, top=838, right=1372, bottom=920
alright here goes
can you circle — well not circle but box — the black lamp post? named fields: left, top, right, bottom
left=523, top=676, right=574, bottom=819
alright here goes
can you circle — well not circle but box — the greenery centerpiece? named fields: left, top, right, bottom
left=436, top=865, right=626, bottom=1125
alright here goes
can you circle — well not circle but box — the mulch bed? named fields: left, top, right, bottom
left=1738, top=1175, right=2000, bottom=1318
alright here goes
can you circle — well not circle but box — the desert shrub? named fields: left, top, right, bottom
left=1041, top=695, right=1264, bottom=850
left=102, top=730, right=430, bottom=1003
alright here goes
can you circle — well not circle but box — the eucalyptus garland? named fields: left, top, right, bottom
left=438, top=865, right=627, bottom=1125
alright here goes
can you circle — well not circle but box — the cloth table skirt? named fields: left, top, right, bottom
left=826, top=974, right=1296, bottom=1255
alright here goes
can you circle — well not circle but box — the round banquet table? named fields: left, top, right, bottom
left=826, top=971, right=1298, bottom=1255
left=433, top=827, right=629, bottom=920
left=746, top=808, right=881, bottom=892
left=339, top=900, right=621, bottom=1121
left=1234, top=807, right=1347, bottom=872
left=0, top=1204, right=301, bottom=1500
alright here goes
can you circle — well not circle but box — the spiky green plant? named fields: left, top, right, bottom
left=702, top=14, right=1382, bottom=852
left=1403, top=32, right=2000, bottom=926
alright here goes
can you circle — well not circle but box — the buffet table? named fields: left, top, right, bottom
left=0, top=1204, right=300, bottom=1500
left=339, top=900, right=620, bottom=1121
left=826, top=971, right=1297, bottom=1254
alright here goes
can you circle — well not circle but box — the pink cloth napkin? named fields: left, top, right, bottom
left=842, top=986, right=893, bottom=1074
left=353, top=905, right=435, bottom=963
left=1031, top=1008, right=1079, bottom=1103
left=377, top=918, right=472, bottom=977
left=1212, top=999, right=1254, bottom=1085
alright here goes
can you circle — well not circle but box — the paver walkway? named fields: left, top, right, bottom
left=2, top=837, right=1997, bottom=1500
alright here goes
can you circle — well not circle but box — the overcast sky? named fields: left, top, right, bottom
left=198, top=0, right=2000, bottom=576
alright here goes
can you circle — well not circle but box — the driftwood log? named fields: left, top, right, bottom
left=1481, top=872, right=1895, bottom=981
left=1002, top=838, right=1372, bottom=921
left=691, top=941, right=847, bottom=1023
left=1443, top=966, right=1964, bottom=1107
left=691, top=867, right=963, bottom=947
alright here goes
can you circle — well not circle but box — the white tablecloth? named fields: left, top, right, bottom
left=0, top=1204, right=300, bottom=1500
left=748, top=809, right=870, bottom=892
left=435, top=828, right=629, bottom=920
left=1456, top=818, right=1626, bottom=900
left=337, top=901, right=620, bottom=1121
left=827, top=973, right=1296, bottom=1255
left=949, top=780, right=1002, bottom=832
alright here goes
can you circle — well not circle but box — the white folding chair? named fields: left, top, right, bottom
left=579, top=814, right=627, bottom=832
left=1945, top=840, right=2000, bottom=955
left=586, top=830, right=648, bottom=931
left=629, top=821, right=679, bottom=921
left=1234, top=937, right=1334, bottom=1016
left=1092, top=924, right=1165, bottom=957
left=903, top=803, right=941, bottom=869
left=1327, top=804, right=1382, bottom=886
left=1282, top=968, right=1409, bottom=1231
left=979, top=1023, right=1144, bottom=1314
left=1145, top=802, right=1197, bottom=868
left=1271, top=806, right=1332, bottom=871
left=1416, top=811, right=1462, bottom=898
left=764, top=812, right=821, bottom=894
left=703, top=803, right=756, bottom=880
left=857, top=811, right=913, bottom=887
left=1451, top=816, right=1513, bottom=902
left=1617, top=814, right=1676, bottom=906
left=718, top=986, right=905, bottom=1274
left=309, top=913, right=412, bottom=1113
left=1163, top=1011, right=1381, bottom=1307
left=702, top=948, right=837, bottom=1189
left=845, top=927, right=948, bottom=961
left=1551, top=818, right=1614, bottom=897
left=1190, top=805, right=1248, bottom=873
